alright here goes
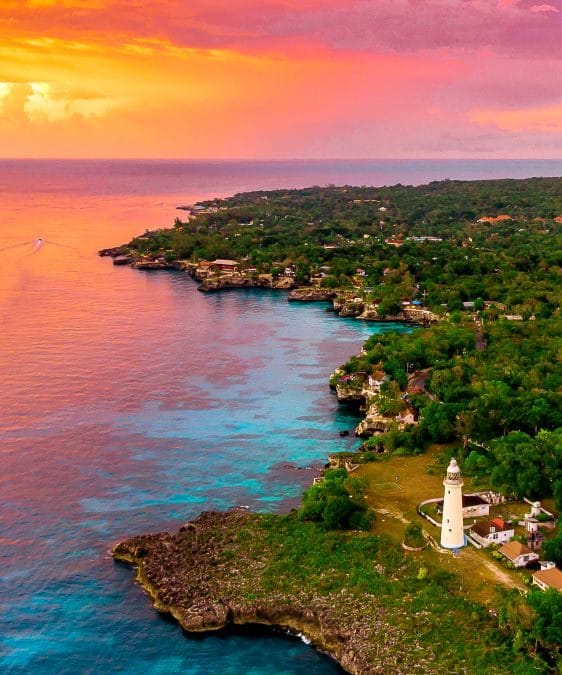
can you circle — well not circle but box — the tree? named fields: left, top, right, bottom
left=543, top=528, right=562, bottom=567
left=299, top=468, right=374, bottom=531
left=528, top=589, right=562, bottom=654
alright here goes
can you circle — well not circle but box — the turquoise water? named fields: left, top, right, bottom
left=3, top=158, right=557, bottom=673
left=1, top=273, right=407, bottom=673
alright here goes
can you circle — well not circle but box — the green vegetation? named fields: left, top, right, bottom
left=252, top=512, right=554, bottom=672
left=528, top=589, right=562, bottom=658
left=345, top=318, right=562, bottom=505
left=298, top=468, right=374, bottom=530
left=130, top=177, right=562, bottom=319
left=403, top=522, right=425, bottom=548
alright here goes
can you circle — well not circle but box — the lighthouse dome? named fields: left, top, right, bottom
left=444, top=458, right=463, bottom=485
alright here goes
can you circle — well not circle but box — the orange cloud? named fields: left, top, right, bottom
left=0, top=0, right=561, bottom=157
left=0, top=24, right=463, bottom=157
left=469, top=102, right=562, bottom=132
left=4, top=1, right=106, bottom=7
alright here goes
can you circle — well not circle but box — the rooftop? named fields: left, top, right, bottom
left=533, top=567, right=562, bottom=591
left=499, top=541, right=532, bottom=560
left=471, top=520, right=512, bottom=537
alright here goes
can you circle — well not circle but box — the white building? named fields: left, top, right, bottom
left=436, top=493, right=490, bottom=519
left=470, top=518, right=514, bottom=547
left=499, top=541, right=539, bottom=568
left=533, top=562, right=562, bottom=592
left=440, top=458, right=465, bottom=549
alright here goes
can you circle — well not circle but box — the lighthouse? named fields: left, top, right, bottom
left=440, top=458, right=465, bottom=549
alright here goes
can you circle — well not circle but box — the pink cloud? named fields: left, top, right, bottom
left=1, top=0, right=562, bottom=158
left=530, top=3, right=559, bottom=10
left=1, top=1, right=561, bottom=57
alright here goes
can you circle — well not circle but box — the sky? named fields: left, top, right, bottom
left=0, top=0, right=561, bottom=158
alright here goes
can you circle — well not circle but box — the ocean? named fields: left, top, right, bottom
left=1, top=158, right=561, bottom=674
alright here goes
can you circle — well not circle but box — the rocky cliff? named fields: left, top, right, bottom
left=287, top=288, right=337, bottom=302
left=113, top=511, right=383, bottom=674
left=113, top=510, right=527, bottom=675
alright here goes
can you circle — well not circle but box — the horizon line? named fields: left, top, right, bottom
left=2, top=156, right=562, bottom=162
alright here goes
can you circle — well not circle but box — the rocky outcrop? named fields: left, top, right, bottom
left=99, top=245, right=131, bottom=258
left=198, top=276, right=260, bottom=292
left=112, top=511, right=437, bottom=674
left=132, top=260, right=172, bottom=270
left=288, top=288, right=337, bottom=302
left=113, top=255, right=133, bottom=265
left=335, top=383, right=366, bottom=408
left=198, top=274, right=297, bottom=292
left=355, top=406, right=395, bottom=437
left=113, top=512, right=369, bottom=673
left=338, top=301, right=365, bottom=318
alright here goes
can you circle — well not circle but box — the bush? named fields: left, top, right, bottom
left=404, top=523, right=425, bottom=548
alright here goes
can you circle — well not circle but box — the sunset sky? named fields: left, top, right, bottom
left=1, top=0, right=561, bottom=158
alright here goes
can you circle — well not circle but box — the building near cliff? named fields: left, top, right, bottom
left=210, top=259, right=239, bottom=273
left=440, top=458, right=465, bottom=550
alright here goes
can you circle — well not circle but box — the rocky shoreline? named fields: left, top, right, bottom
left=99, top=246, right=438, bottom=324
left=113, top=511, right=371, bottom=673
left=112, top=511, right=451, bottom=675
left=112, top=509, right=530, bottom=675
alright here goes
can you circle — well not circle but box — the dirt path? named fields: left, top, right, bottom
left=465, top=548, right=526, bottom=590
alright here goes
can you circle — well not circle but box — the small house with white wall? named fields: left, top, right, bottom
left=532, top=562, right=562, bottom=592
left=498, top=541, right=539, bottom=568
left=470, top=518, right=514, bottom=547
left=436, top=493, right=490, bottom=519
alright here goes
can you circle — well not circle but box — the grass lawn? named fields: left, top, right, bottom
left=356, top=446, right=527, bottom=604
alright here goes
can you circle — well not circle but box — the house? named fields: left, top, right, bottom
left=436, top=494, right=490, bottom=519
left=499, top=541, right=539, bottom=568
left=477, top=215, right=513, bottom=223
left=470, top=518, right=514, bottom=547
left=368, top=370, right=388, bottom=392
left=462, top=495, right=490, bottom=517
left=208, top=259, right=239, bottom=274
left=532, top=562, right=562, bottom=592
left=356, top=268, right=366, bottom=277
left=396, top=409, right=417, bottom=426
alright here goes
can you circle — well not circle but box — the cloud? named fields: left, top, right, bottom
left=530, top=3, right=559, bottom=11
left=0, top=0, right=561, bottom=157
left=0, top=80, right=124, bottom=126
left=469, top=101, right=562, bottom=132
left=1, top=0, right=561, bottom=57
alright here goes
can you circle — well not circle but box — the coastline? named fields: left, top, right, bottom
left=112, top=508, right=532, bottom=675
left=113, top=512, right=369, bottom=674
left=99, top=246, right=437, bottom=326
left=104, top=177, right=562, bottom=673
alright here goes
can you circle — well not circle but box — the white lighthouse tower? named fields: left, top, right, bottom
left=440, top=458, right=465, bottom=549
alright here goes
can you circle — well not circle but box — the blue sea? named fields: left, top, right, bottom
left=1, top=158, right=561, bottom=674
